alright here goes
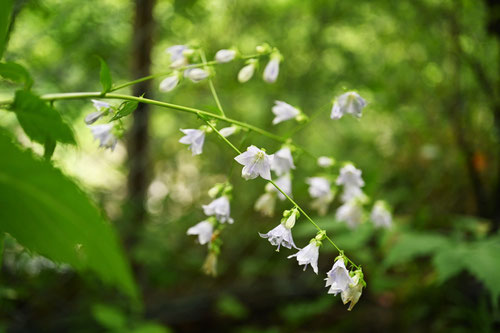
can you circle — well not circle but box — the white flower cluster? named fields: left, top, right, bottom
left=325, top=257, right=366, bottom=311
left=335, top=163, right=366, bottom=229
left=84, top=100, right=119, bottom=151
left=186, top=182, right=235, bottom=276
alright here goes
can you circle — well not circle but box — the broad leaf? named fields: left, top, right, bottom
left=0, top=132, right=137, bottom=298
left=384, top=231, right=450, bottom=268
left=0, top=62, right=33, bottom=89
left=12, top=90, right=75, bottom=145
left=110, top=100, right=139, bottom=121
left=0, top=0, right=13, bottom=59
left=99, top=57, right=112, bottom=93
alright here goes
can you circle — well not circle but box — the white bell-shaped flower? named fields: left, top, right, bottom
left=325, top=258, right=354, bottom=295
left=166, top=45, right=188, bottom=61
left=234, top=145, right=274, bottom=181
left=341, top=272, right=364, bottom=311
left=202, top=196, right=233, bottom=224
left=371, top=201, right=392, bottom=228
left=179, top=128, right=205, bottom=156
left=336, top=164, right=365, bottom=188
left=184, top=68, right=209, bottom=83
left=85, top=100, right=111, bottom=124
left=219, top=126, right=238, bottom=138
left=310, top=191, right=335, bottom=216
left=92, top=99, right=110, bottom=111
left=238, top=62, right=256, bottom=83
left=263, top=55, right=280, bottom=83
left=317, top=156, right=335, bottom=168
left=271, top=101, right=300, bottom=125
left=215, top=49, right=236, bottom=63
left=89, top=124, right=117, bottom=151
left=271, top=147, right=295, bottom=176
left=259, top=223, right=298, bottom=251
left=306, top=177, right=331, bottom=198
left=187, top=220, right=213, bottom=245
left=336, top=201, right=363, bottom=229
left=273, top=173, right=292, bottom=200
left=330, top=91, right=367, bottom=120
left=254, top=192, right=276, bottom=217
left=340, top=186, right=366, bottom=203
left=159, top=73, right=180, bottom=92
left=288, top=241, right=320, bottom=274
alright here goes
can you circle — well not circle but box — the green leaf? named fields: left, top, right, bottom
left=12, top=90, right=75, bottom=145
left=43, top=138, right=56, bottom=160
left=92, top=304, right=127, bottom=330
left=99, top=57, right=112, bottom=93
left=110, top=100, right=139, bottom=121
left=0, top=132, right=137, bottom=298
left=0, top=62, right=33, bottom=89
left=384, top=231, right=450, bottom=268
left=0, top=0, right=14, bottom=59
left=432, top=244, right=468, bottom=283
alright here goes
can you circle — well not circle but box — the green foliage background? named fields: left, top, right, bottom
left=0, top=0, right=499, bottom=332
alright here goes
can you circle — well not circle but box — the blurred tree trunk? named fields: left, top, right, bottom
left=125, top=0, right=155, bottom=251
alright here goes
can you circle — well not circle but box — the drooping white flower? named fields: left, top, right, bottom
left=259, top=223, right=298, bottom=251
left=187, top=220, right=213, bottom=245
left=202, top=196, right=233, bottom=224
left=271, top=146, right=295, bottom=176
left=336, top=164, right=365, bottom=189
left=167, top=45, right=190, bottom=69
left=85, top=112, right=104, bottom=125
left=219, top=126, right=238, bottom=138
left=179, top=128, right=205, bottom=156
left=336, top=201, right=363, bottom=229
left=271, top=101, right=300, bottom=125
left=325, top=258, right=354, bottom=295
left=330, top=91, right=367, bottom=120
left=273, top=173, right=292, bottom=200
left=215, top=49, right=236, bottom=63
left=89, top=124, right=117, bottom=151
left=317, top=156, right=335, bottom=168
left=263, top=54, right=280, bottom=83
left=234, top=145, right=274, bottom=181
left=310, top=191, right=335, bottom=216
left=92, top=99, right=110, bottom=111
left=340, top=186, right=366, bottom=203
left=341, top=272, right=364, bottom=311
left=159, top=73, right=180, bottom=92
left=306, top=177, right=331, bottom=198
left=288, top=241, right=320, bottom=274
left=238, top=61, right=256, bottom=83
left=166, top=45, right=188, bottom=61
left=371, top=201, right=392, bottom=228
left=184, top=68, right=209, bottom=83
left=85, top=100, right=111, bottom=124
left=254, top=192, right=276, bottom=217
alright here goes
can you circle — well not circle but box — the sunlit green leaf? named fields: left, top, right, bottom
left=92, top=304, right=127, bottom=330
left=110, top=100, right=139, bottom=121
left=0, top=0, right=13, bottom=59
left=0, top=132, right=137, bottom=299
left=0, top=62, right=33, bottom=89
left=99, top=57, right=112, bottom=93
left=12, top=90, right=75, bottom=145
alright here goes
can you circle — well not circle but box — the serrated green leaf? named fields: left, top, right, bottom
left=384, top=231, right=450, bottom=268
left=0, top=62, right=33, bottom=89
left=110, top=100, right=139, bottom=121
left=99, top=57, right=112, bottom=93
left=0, top=0, right=14, bottom=59
left=432, top=244, right=468, bottom=283
left=12, top=90, right=75, bottom=145
left=0, top=132, right=137, bottom=299
left=463, top=237, right=500, bottom=307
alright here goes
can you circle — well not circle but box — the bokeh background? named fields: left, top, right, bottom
left=0, top=0, right=499, bottom=332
